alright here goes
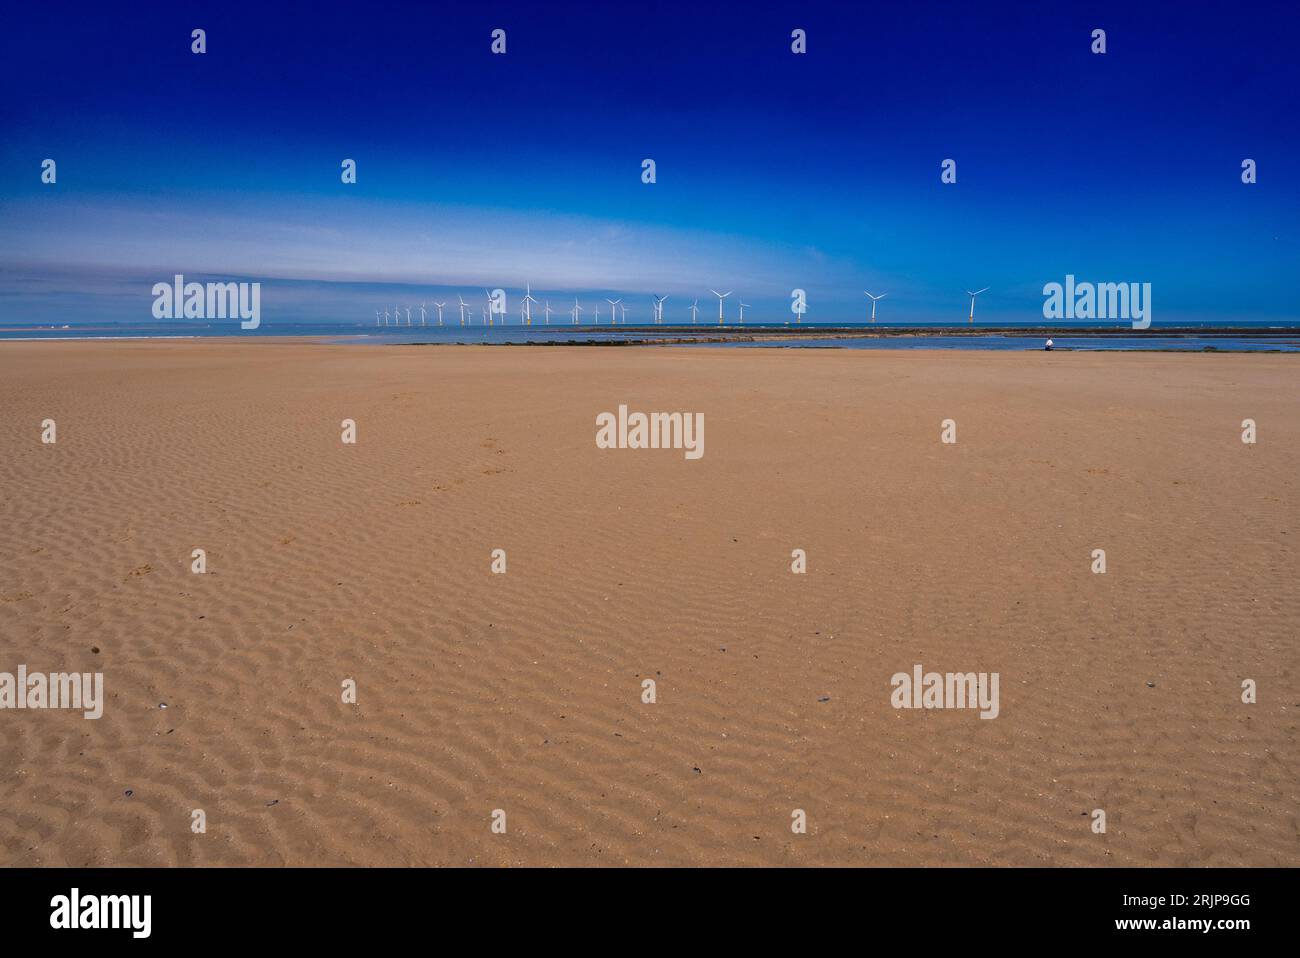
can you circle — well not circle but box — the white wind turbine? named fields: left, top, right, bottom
left=418, top=302, right=427, bottom=326
left=544, top=300, right=553, bottom=325
left=484, top=289, right=496, bottom=325
left=710, top=289, right=731, bottom=324
left=571, top=298, right=583, bottom=324
left=457, top=295, right=469, bottom=326
left=522, top=284, right=538, bottom=326
left=965, top=287, right=989, bottom=324
left=864, top=291, right=886, bottom=323
left=593, top=303, right=601, bottom=324
left=433, top=301, right=446, bottom=326
left=652, top=294, right=669, bottom=324
left=375, top=309, right=381, bottom=327
left=383, top=308, right=389, bottom=326
left=738, top=300, right=750, bottom=323
left=396, top=305, right=403, bottom=328
left=605, top=298, right=621, bottom=326
left=621, top=304, right=631, bottom=323
left=689, top=299, right=699, bottom=324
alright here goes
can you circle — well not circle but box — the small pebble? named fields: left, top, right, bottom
left=124, top=790, right=133, bottom=797
left=818, top=696, right=831, bottom=703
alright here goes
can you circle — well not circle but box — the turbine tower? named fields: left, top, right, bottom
left=522, top=284, right=538, bottom=326
left=433, top=301, right=446, bottom=326
left=710, top=289, right=732, bottom=324
left=457, top=295, right=469, bottom=326
left=571, top=298, right=583, bottom=324
left=738, top=300, right=750, bottom=323
left=605, top=298, right=621, bottom=326
left=652, top=294, right=669, bottom=324
left=543, top=300, right=553, bottom=325
left=375, top=309, right=381, bottom=327
left=418, top=302, right=427, bottom=326
left=864, top=291, right=886, bottom=323
left=965, top=287, right=989, bottom=324
left=689, top=299, right=699, bottom=324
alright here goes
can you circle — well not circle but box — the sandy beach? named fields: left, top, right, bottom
left=0, top=341, right=1295, bottom=866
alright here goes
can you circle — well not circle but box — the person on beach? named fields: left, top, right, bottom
left=1044, top=338, right=1054, bottom=351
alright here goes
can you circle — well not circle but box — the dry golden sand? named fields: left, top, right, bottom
left=0, top=341, right=1296, bottom=867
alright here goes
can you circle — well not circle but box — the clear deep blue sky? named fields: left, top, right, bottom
left=2, top=0, right=1297, bottom=325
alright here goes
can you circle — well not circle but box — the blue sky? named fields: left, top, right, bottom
left=1, top=0, right=1297, bottom=325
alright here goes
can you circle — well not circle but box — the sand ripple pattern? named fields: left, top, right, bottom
left=0, top=343, right=1296, bottom=865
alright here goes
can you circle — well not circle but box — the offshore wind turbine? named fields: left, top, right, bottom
left=621, top=304, right=631, bottom=323
left=864, top=291, right=886, bottom=323
left=383, top=308, right=390, bottom=326
left=965, top=287, right=989, bottom=324
left=433, top=301, right=446, bottom=326
left=689, top=299, right=699, bottom=324
left=605, top=298, right=621, bottom=326
left=522, top=284, right=538, bottom=326
left=457, top=295, right=469, bottom=326
left=571, top=298, right=583, bottom=324
left=418, top=303, right=427, bottom=326
left=710, top=289, right=731, bottom=324
left=652, top=294, right=668, bottom=324
left=543, top=300, right=553, bottom=325
left=738, top=300, right=750, bottom=323
left=375, top=309, right=381, bottom=327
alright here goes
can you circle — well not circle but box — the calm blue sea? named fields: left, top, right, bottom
left=2, top=323, right=1298, bottom=352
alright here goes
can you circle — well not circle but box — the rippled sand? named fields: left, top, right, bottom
left=1, top=341, right=1295, bottom=866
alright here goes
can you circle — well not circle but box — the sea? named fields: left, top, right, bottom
left=2, top=322, right=1298, bottom=352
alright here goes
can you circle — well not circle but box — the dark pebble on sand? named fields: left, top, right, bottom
left=90, top=647, right=100, bottom=654
left=818, top=696, right=831, bottom=702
